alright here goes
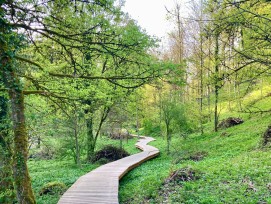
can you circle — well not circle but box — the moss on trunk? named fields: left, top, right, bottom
left=8, top=76, right=36, bottom=204
left=86, top=117, right=97, bottom=161
left=0, top=95, right=15, bottom=203
left=1, top=50, right=36, bottom=203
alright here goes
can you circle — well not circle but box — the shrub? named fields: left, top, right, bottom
left=39, top=182, right=67, bottom=196
left=92, top=145, right=130, bottom=163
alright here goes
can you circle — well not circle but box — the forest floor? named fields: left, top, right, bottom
left=28, top=137, right=140, bottom=204
left=119, top=90, right=271, bottom=203
left=28, top=86, right=271, bottom=204
left=29, top=111, right=271, bottom=204
left=119, top=114, right=271, bottom=203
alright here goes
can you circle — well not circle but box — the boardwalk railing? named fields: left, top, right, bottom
left=58, top=136, right=159, bottom=204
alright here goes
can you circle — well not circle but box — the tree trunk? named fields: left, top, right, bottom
left=1, top=23, right=36, bottom=202
left=199, top=6, right=204, bottom=135
left=86, top=116, right=96, bottom=161
left=166, top=122, right=170, bottom=154
left=74, top=113, right=81, bottom=167
left=228, top=82, right=232, bottom=111
left=37, top=136, right=41, bottom=149
left=0, top=95, right=15, bottom=203
left=214, top=85, right=219, bottom=132
left=0, top=11, right=14, bottom=203
left=85, top=106, right=110, bottom=162
left=214, top=32, right=220, bottom=132
left=207, top=38, right=212, bottom=122
left=2, top=69, right=36, bottom=204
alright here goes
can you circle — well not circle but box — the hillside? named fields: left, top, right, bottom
left=119, top=88, right=271, bottom=204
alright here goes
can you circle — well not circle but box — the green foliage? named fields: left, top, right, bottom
left=142, top=119, right=161, bottom=137
left=0, top=189, right=14, bottom=204
left=75, top=1, right=271, bottom=203
left=3, top=0, right=271, bottom=203
left=159, top=94, right=192, bottom=153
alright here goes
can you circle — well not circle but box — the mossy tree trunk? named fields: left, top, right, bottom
left=86, top=116, right=96, bottom=161
left=1, top=7, right=35, bottom=203
left=0, top=95, right=15, bottom=203
left=1, top=61, right=36, bottom=203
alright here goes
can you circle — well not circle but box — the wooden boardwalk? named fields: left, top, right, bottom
left=58, top=136, right=159, bottom=204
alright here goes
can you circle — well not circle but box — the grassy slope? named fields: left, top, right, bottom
left=119, top=88, right=271, bottom=203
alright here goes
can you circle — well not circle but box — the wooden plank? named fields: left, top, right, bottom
left=58, top=136, right=159, bottom=204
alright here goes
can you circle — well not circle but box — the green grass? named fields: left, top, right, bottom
left=119, top=87, right=271, bottom=203
left=29, top=83, right=271, bottom=204
left=28, top=137, right=140, bottom=204
left=28, top=160, right=99, bottom=204
left=119, top=138, right=172, bottom=203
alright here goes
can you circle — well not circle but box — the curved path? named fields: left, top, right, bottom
left=58, top=136, right=159, bottom=204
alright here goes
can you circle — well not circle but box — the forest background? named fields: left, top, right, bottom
left=1, top=0, right=271, bottom=203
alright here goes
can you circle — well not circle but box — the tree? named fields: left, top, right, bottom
left=166, top=2, right=187, bottom=101
left=1, top=1, right=164, bottom=202
left=0, top=93, right=15, bottom=203
left=160, top=94, right=187, bottom=154
left=0, top=11, right=36, bottom=201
